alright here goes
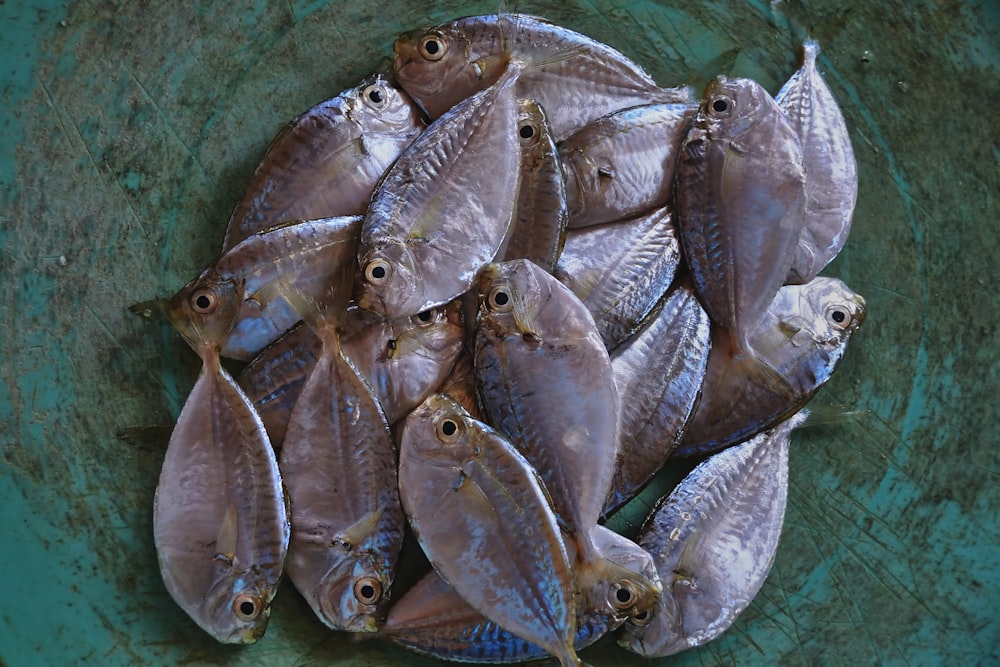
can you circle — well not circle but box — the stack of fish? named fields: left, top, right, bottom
left=139, top=13, right=866, bottom=663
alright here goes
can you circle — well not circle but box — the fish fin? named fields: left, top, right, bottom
left=493, top=11, right=589, bottom=74
left=799, top=403, right=867, bottom=426
left=333, top=508, right=385, bottom=551
left=215, top=503, right=239, bottom=564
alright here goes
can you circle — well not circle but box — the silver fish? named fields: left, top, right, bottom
left=554, top=206, right=681, bottom=350
left=560, top=102, right=696, bottom=228
left=622, top=411, right=808, bottom=657
left=777, top=40, right=859, bottom=284
left=398, top=393, right=581, bottom=667
left=677, top=277, right=865, bottom=458
left=223, top=75, right=425, bottom=249
left=676, top=76, right=806, bottom=357
left=153, top=278, right=289, bottom=644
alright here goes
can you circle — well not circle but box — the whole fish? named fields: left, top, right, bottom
left=276, top=282, right=404, bottom=632
left=560, top=102, right=696, bottom=228
left=159, top=216, right=361, bottom=361
left=398, top=393, right=581, bottom=667
left=675, top=76, right=806, bottom=357
left=223, top=75, right=425, bottom=249
left=604, top=282, right=711, bottom=517
left=356, top=62, right=523, bottom=319
left=677, top=277, right=865, bottom=457
left=554, top=206, right=681, bottom=350
left=153, top=277, right=289, bottom=644
left=776, top=40, right=859, bottom=284
left=393, top=13, right=693, bottom=140
left=503, top=98, right=567, bottom=272
left=622, top=411, right=808, bottom=657
left=238, top=299, right=464, bottom=445
left=475, top=259, right=659, bottom=611
left=380, top=525, right=660, bottom=663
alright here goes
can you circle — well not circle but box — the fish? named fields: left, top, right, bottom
left=560, top=102, right=696, bottom=228
left=502, top=98, right=568, bottom=273
left=676, top=277, right=866, bottom=458
left=393, top=13, right=693, bottom=140
left=153, top=275, right=289, bottom=644
left=621, top=411, right=809, bottom=657
left=397, top=393, right=581, bottom=667
left=223, top=75, right=425, bottom=249
left=274, top=278, right=404, bottom=632
left=162, top=216, right=361, bottom=361
left=554, top=206, right=681, bottom=350
left=603, top=282, right=711, bottom=517
left=776, top=40, right=859, bottom=284
left=379, top=525, right=660, bottom=663
left=474, top=259, right=659, bottom=611
left=675, top=76, right=806, bottom=358
left=356, top=61, right=524, bottom=319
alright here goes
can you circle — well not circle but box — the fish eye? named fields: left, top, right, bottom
left=825, top=304, right=851, bottom=330
left=353, top=577, right=382, bottom=605
left=518, top=121, right=537, bottom=142
left=412, top=308, right=437, bottom=327
left=364, top=259, right=392, bottom=286
left=486, top=286, right=512, bottom=312
left=708, top=95, right=734, bottom=117
left=362, top=83, right=388, bottom=109
left=628, top=609, right=653, bottom=627
left=419, top=33, right=446, bottom=61
left=435, top=416, right=463, bottom=443
left=610, top=581, right=639, bottom=611
left=190, top=288, right=218, bottom=314
left=232, top=594, right=262, bottom=622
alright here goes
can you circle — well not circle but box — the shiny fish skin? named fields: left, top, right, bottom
left=622, top=411, right=808, bottom=657
left=169, top=216, right=362, bottom=361
left=223, top=75, right=425, bottom=250
left=357, top=63, right=523, bottom=319
left=398, top=393, right=580, bottom=667
left=676, top=76, right=806, bottom=357
left=777, top=40, right=859, bottom=284
left=154, top=293, right=289, bottom=644
left=379, top=526, right=659, bottom=663
left=604, top=283, right=711, bottom=517
left=475, top=259, right=618, bottom=567
left=677, top=277, right=865, bottom=458
left=554, top=206, right=681, bottom=350
left=393, top=14, right=693, bottom=141
left=279, top=308, right=403, bottom=632
left=560, top=102, right=696, bottom=229
left=503, top=98, right=568, bottom=272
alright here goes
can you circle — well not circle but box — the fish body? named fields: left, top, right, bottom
left=223, top=76, right=425, bottom=249
left=154, top=283, right=289, bottom=643
left=357, top=64, right=523, bottom=318
left=622, top=412, right=808, bottom=657
left=503, top=98, right=567, bottom=272
left=393, top=14, right=692, bottom=140
left=676, top=76, right=805, bottom=356
left=170, top=216, right=361, bottom=361
left=554, top=206, right=681, bottom=350
left=604, top=283, right=711, bottom=516
left=560, top=102, right=696, bottom=228
left=398, top=393, right=580, bottom=667
left=777, top=40, right=858, bottom=284
left=677, top=277, right=865, bottom=457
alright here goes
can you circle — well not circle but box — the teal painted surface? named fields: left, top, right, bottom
left=0, top=0, right=997, bottom=665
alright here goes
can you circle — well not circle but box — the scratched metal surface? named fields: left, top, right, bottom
left=0, top=0, right=997, bottom=665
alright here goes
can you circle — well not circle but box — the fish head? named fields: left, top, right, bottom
left=388, top=297, right=465, bottom=363
left=357, top=239, right=423, bottom=319
left=402, top=393, right=479, bottom=465
left=475, top=259, right=550, bottom=342
left=699, top=76, right=770, bottom=138
left=316, top=552, right=392, bottom=633
left=195, top=567, right=274, bottom=644
left=620, top=580, right=688, bottom=657
left=516, top=98, right=547, bottom=153
left=393, top=20, right=505, bottom=118
left=786, top=277, right=866, bottom=345
left=347, top=74, right=426, bottom=134
left=166, top=272, right=243, bottom=356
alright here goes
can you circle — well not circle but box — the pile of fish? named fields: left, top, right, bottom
left=139, top=13, right=866, bottom=664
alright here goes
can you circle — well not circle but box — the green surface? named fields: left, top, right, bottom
left=1, top=0, right=997, bottom=665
